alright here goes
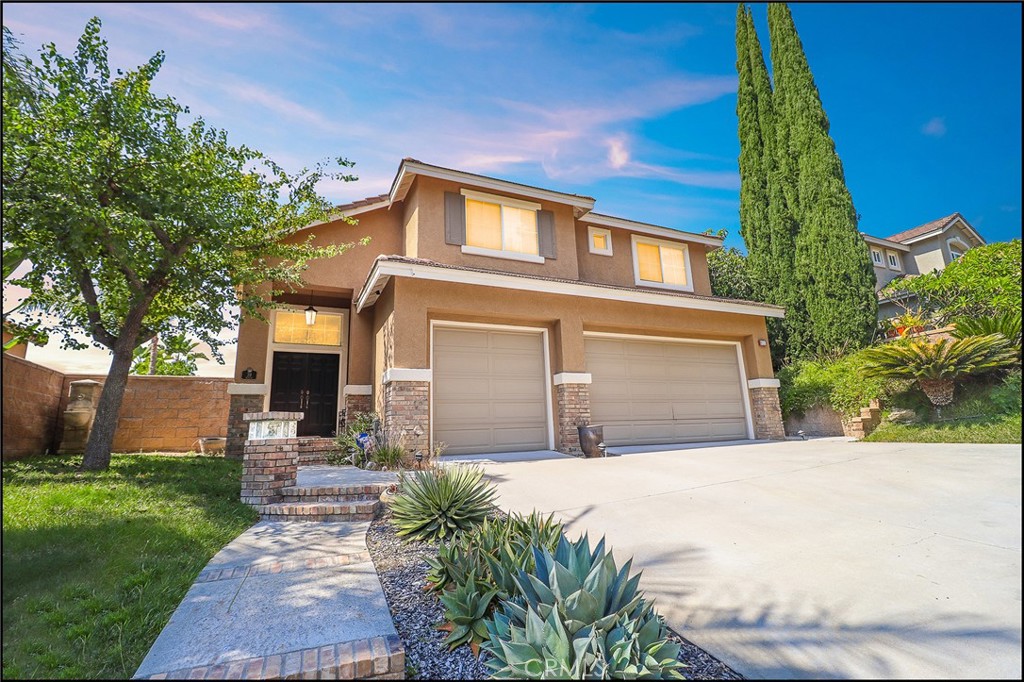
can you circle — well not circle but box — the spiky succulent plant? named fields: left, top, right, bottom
left=437, top=571, right=498, bottom=655
left=389, top=464, right=497, bottom=542
left=482, top=534, right=686, bottom=679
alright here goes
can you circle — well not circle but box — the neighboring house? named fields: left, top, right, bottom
left=861, top=212, right=986, bottom=320
left=227, top=159, right=786, bottom=458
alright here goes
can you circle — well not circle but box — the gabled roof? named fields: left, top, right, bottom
left=860, top=233, right=910, bottom=252
left=883, top=212, right=985, bottom=246
left=389, top=158, right=596, bottom=215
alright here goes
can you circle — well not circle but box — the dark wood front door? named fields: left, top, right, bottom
left=269, top=352, right=340, bottom=437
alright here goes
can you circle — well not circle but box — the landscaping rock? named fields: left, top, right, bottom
left=366, top=512, right=744, bottom=680
left=888, top=407, right=920, bottom=424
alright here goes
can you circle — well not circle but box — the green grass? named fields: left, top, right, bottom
left=865, top=411, right=1021, bottom=443
left=2, top=455, right=258, bottom=679
left=866, top=372, right=1022, bottom=444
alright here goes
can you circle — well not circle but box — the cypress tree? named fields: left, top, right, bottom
left=736, top=4, right=802, bottom=362
left=768, top=3, right=877, bottom=355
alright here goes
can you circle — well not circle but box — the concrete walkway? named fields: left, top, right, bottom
left=134, top=467, right=402, bottom=679
left=476, top=439, right=1022, bottom=679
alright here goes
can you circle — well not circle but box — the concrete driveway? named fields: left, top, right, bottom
left=471, top=439, right=1022, bottom=679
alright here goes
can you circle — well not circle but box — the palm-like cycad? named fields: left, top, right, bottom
left=953, top=312, right=1022, bottom=349
left=861, top=334, right=1017, bottom=406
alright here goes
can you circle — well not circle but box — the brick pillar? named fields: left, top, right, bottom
left=342, top=386, right=374, bottom=428
left=240, top=411, right=302, bottom=507
left=749, top=386, right=786, bottom=440
left=554, top=376, right=591, bottom=456
left=226, top=385, right=266, bottom=460
left=382, top=378, right=429, bottom=463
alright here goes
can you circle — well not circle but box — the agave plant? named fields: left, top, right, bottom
left=437, top=571, right=498, bottom=655
left=482, top=534, right=686, bottom=679
left=954, top=312, right=1022, bottom=350
left=389, top=464, right=497, bottom=542
left=861, top=334, right=1017, bottom=406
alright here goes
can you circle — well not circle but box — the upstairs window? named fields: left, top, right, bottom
left=871, top=249, right=883, bottom=265
left=631, top=235, right=692, bottom=291
left=588, top=226, right=613, bottom=256
left=462, top=189, right=540, bottom=259
left=886, top=251, right=901, bottom=270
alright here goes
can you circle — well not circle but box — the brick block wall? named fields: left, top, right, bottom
left=344, top=393, right=373, bottom=426
left=749, top=387, right=786, bottom=440
left=226, top=393, right=265, bottom=460
left=2, top=354, right=65, bottom=459
left=382, top=380, right=429, bottom=463
left=555, top=383, right=591, bottom=456
left=58, top=374, right=232, bottom=453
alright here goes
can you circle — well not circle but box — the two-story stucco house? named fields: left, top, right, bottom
left=861, top=212, right=986, bottom=320
left=226, top=159, right=787, bottom=459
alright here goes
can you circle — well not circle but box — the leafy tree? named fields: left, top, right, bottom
left=704, top=229, right=755, bottom=300
left=768, top=3, right=877, bottom=357
left=131, top=333, right=209, bottom=376
left=880, top=240, right=1022, bottom=324
left=3, top=19, right=362, bottom=470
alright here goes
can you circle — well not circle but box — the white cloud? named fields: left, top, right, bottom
left=921, top=117, right=947, bottom=137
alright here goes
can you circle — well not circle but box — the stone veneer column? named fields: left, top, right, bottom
left=225, top=383, right=267, bottom=460
left=747, top=379, right=786, bottom=440
left=554, top=373, right=592, bottom=457
left=381, top=370, right=430, bottom=463
left=240, top=411, right=302, bottom=507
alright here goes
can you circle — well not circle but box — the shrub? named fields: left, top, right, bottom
left=482, top=534, right=685, bottom=679
left=330, top=412, right=377, bottom=466
left=778, top=349, right=911, bottom=419
left=390, top=465, right=497, bottom=542
left=991, top=370, right=1023, bottom=414
left=860, top=334, right=1017, bottom=407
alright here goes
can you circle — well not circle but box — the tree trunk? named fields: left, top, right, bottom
left=918, top=378, right=955, bottom=406
left=81, top=312, right=147, bottom=470
left=148, top=334, right=159, bottom=374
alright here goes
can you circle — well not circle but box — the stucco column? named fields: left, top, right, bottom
left=554, top=314, right=586, bottom=373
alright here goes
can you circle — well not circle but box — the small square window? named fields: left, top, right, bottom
left=871, top=249, right=883, bottom=265
left=886, top=252, right=901, bottom=270
left=588, top=226, right=613, bottom=256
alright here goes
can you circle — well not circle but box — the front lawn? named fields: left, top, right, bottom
left=865, top=411, right=1022, bottom=444
left=1, top=455, right=257, bottom=680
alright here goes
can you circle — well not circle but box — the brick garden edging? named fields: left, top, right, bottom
left=137, top=634, right=405, bottom=680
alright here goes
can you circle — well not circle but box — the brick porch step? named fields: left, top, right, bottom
left=258, top=500, right=381, bottom=522
left=280, top=483, right=391, bottom=503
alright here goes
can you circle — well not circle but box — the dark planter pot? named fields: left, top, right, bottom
left=577, top=424, right=605, bottom=458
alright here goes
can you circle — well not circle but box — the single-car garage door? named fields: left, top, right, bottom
left=585, top=335, right=749, bottom=445
left=433, top=327, right=549, bottom=456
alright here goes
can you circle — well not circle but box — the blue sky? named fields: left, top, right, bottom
left=3, top=3, right=1021, bottom=374
left=5, top=2, right=1021, bottom=249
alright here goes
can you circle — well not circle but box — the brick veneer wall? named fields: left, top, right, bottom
left=382, top=380, right=429, bottom=463
left=749, top=387, right=786, bottom=440
left=555, top=383, right=591, bottom=456
left=226, top=393, right=265, bottom=460
left=2, top=354, right=65, bottom=459
left=344, top=393, right=373, bottom=426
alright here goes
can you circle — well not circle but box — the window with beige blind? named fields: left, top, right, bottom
left=272, top=311, right=343, bottom=346
left=631, top=235, right=692, bottom=291
left=461, top=189, right=541, bottom=261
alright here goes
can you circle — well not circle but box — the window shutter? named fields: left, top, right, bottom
left=538, top=210, right=556, bottom=259
left=444, top=192, right=466, bottom=245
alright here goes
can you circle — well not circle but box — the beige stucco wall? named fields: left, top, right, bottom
left=406, top=176, right=582, bottom=280
left=387, top=277, right=775, bottom=380
left=909, top=241, right=946, bottom=275
left=574, top=223, right=713, bottom=296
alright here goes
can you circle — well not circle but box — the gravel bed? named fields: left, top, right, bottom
left=366, top=512, right=743, bottom=680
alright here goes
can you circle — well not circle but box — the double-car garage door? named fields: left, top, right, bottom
left=432, top=326, right=749, bottom=455
left=586, top=336, right=749, bottom=445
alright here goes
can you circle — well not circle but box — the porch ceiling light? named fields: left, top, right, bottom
left=305, top=304, right=317, bottom=326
